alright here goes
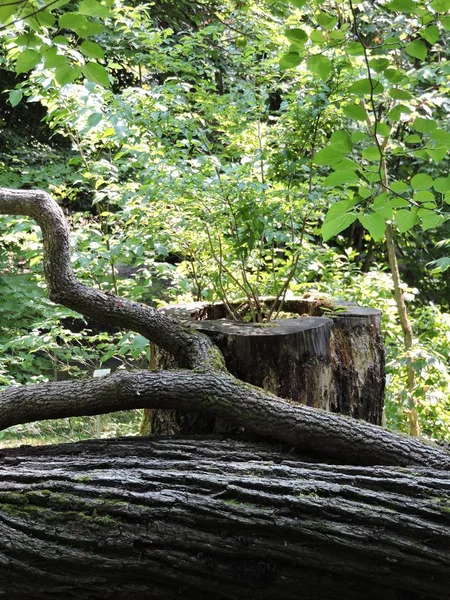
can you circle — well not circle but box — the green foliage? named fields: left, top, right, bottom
left=0, top=0, right=449, bottom=443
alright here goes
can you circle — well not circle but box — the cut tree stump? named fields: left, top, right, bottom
left=149, top=297, right=385, bottom=435
left=0, top=435, right=449, bottom=600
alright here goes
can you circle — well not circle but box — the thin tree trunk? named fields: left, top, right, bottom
left=385, top=223, right=419, bottom=435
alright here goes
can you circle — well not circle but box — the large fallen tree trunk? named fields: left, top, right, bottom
left=1, top=436, right=449, bottom=600
left=0, top=187, right=449, bottom=469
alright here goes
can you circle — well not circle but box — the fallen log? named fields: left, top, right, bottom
left=1, top=436, right=449, bottom=600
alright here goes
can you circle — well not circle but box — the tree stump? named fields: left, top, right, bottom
left=149, top=297, right=385, bottom=434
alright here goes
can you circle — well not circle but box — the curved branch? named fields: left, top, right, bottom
left=1, top=187, right=449, bottom=469
left=0, top=188, right=223, bottom=370
left=1, top=369, right=449, bottom=468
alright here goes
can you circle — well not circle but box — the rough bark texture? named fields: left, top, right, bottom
left=1, top=436, right=449, bottom=600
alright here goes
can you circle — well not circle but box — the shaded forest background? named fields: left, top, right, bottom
left=0, top=0, right=449, bottom=445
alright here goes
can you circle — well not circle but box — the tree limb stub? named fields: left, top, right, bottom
left=0, top=187, right=449, bottom=468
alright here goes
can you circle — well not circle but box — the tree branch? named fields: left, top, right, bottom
left=1, top=369, right=449, bottom=468
left=0, top=187, right=449, bottom=469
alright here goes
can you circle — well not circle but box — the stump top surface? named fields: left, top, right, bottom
left=191, top=316, right=333, bottom=336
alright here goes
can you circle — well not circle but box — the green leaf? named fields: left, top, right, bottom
left=342, top=103, right=366, bottom=121
left=413, top=117, right=437, bottom=133
left=9, top=89, right=23, bottom=107
left=369, top=58, right=390, bottom=72
left=431, top=0, right=450, bottom=10
left=386, top=0, right=416, bottom=11
left=433, top=176, right=450, bottom=193
left=418, top=209, right=444, bottom=231
left=387, top=105, right=411, bottom=121
left=390, top=198, right=410, bottom=208
left=0, top=3, right=16, bottom=24
left=59, top=12, right=104, bottom=36
left=390, top=181, right=409, bottom=193
left=55, top=64, right=82, bottom=86
left=316, top=12, right=338, bottom=29
left=347, top=42, right=365, bottom=56
left=306, top=55, right=332, bottom=80
left=60, top=12, right=87, bottom=32
left=384, top=68, right=405, bottom=83
left=324, top=170, right=360, bottom=186
left=310, top=31, right=325, bottom=45
left=290, top=0, right=307, bottom=7
left=53, top=35, right=69, bottom=46
left=396, top=210, right=418, bottom=232
left=285, top=28, right=308, bottom=44
left=427, top=148, right=448, bottom=162
left=87, top=112, right=103, bottom=128
left=325, top=199, right=358, bottom=219
left=79, top=0, right=111, bottom=17
left=154, top=242, right=168, bottom=256
left=405, top=134, right=421, bottom=143
left=80, top=40, right=105, bottom=59
left=16, top=49, right=41, bottom=74
left=322, top=205, right=357, bottom=240
left=442, top=16, right=450, bottom=30
left=389, top=88, right=413, bottom=100
left=81, top=62, right=110, bottom=87
left=330, top=130, right=353, bottom=153
left=26, top=11, right=56, bottom=28
left=333, top=158, right=360, bottom=170
left=14, top=32, right=39, bottom=47
left=314, top=146, right=344, bottom=166
left=322, top=213, right=357, bottom=240
left=411, top=173, right=433, bottom=190
left=375, top=122, right=391, bottom=137
left=279, top=52, right=302, bottom=70
left=351, top=131, right=367, bottom=143
left=43, top=48, right=68, bottom=69
left=358, top=186, right=371, bottom=199
left=373, top=194, right=393, bottom=219
left=359, top=213, right=386, bottom=241
left=348, top=78, right=384, bottom=95
left=405, top=40, right=427, bottom=61
left=420, top=26, right=439, bottom=44
left=431, top=257, right=450, bottom=272
left=413, top=191, right=435, bottom=202
left=429, top=128, right=450, bottom=149
left=362, top=146, right=381, bottom=160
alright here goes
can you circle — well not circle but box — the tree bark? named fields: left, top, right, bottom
left=0, top=436, right=449, bottom=600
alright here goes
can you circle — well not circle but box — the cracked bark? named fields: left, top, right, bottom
left=0, top=436, right=449, bottom=600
